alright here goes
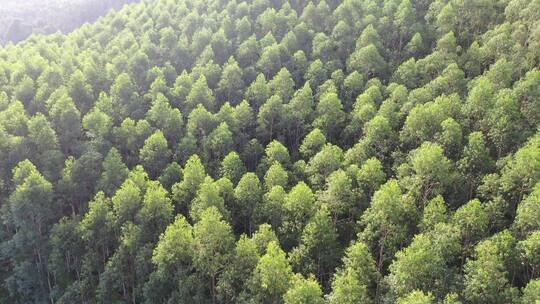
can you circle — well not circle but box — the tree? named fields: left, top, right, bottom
left=137, top=181, right=173, bottom=243
left=48, top=216, right=85, bottom=302
left=268, top=68, right=294, bottom=103
left=420, top=196, right=448, bottom=232
left=68, top=69, right=94, bottom=114
left=202, top=122, right=234, bottom=173
left=110, top=73, right=141, bottom=121
left=286, top=83, right=314, bottom=148
left=299, top=128, right=326, bottom=159
left=318, top=169, right=356, bottom=227
left=342, top=71, right=364, bottom=107
left=257, top=95, right=285, bottom=142
left=147, top=215, right=194, bottom=303
left=190, top=176, right=228, bottom=222
left=69, top=150, right=105, bottom=208
left=233, top=172, right=263, bottom=233
left=252, top=241, right=293, bottom=304
left=518, top=231, right=540, bottom=281
left=261, top=185, right=287, bottom=230
left=359, top=180, right=416, bottom=271
left=283, top=274, right=324, bottom=304
left=356, top=157, right=386, bottom=198
left=193, top=207, right=235, bottom=304
left=0, top=100, right=28, bottom=136
left=328, top=270, right=372, bottom=304
left=290, top=50, right=309, bottom=83
left=159, top=162, right=183, bottom=191
left=305, top=59, right=327, bottom=89
left=186, top=103, right=218, bottom=140
left=313, top=92, right=346, bottom=142
left=289, top=204, right=340, bottom=285
left=513, top=183, right=540, bottom=236
left=83, top=107, right=113, bottom=147
left=347, top=44, right=386, bottom=78
left=263, top=140, right=291, bottom=168
left=172, top=154, right=206, bottom=212
left=2, top=161, right=58, bottom=303
left=397, top=290, right=435, bottom=304
left=394, top=0, right=415, bottom=49
left=48, top=94, right=82, bottom=155
left=236, top=22, right=256, bottom=57
left=139, top=130, right=171, bottom=179
left=487, top=89, right=525, bottom=156
left=327, top=241, right=378, bottom=304
left=220, top=152, right=247, bottom=185
left=521, top=279, right=540, bottom=304
left=98, top=147, right=129, bottom=196
left=187, top=75, right=215, bottom=112
left=245, top=73, right=270, bottom=109
left=218, top=57, right=244, bottom=104
left=400, top=94, right=461, bottom=148
left=437, top=118, right=463, bottom=157
left=257, top=44, right=282, bottom=78
left=281, top=182, right=317, bottom=249
left=14, top=76, right=36, bottom=112
left=112, top=179, right=142, bottom=227
left=363, top=115, right=396, bottom=162
left=232, top=100, right=255, bottom=146
left=406, top=142, right=454, bottom=202
left=217, top=235, right=259, bottom=303
left=463, top=77, right=495, bottom=132
left=146, top=93, right=183, bottom=144
left=264, top=162, right=288, bottom=190
left=387, top=224, right=461, bottom=299
left=499, top=138, right=540, bottom=203
left=306, top=144, right=343, bottom=188
left=463, top=238, right=518, bottom=304
left=452, top=199, right=490, bottom=250
left=24, top=113, right=64, bottom=181
left=514, top=68, right=540, bottom=128
left=171, top=70, right=193, bottom=108
left=78, top=191, right=116, bottom=300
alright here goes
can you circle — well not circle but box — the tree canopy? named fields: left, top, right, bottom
left=0, top=0, right=539, bottom=303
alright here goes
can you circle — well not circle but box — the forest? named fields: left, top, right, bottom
left=0, top=0, right=539, bottom=303
left=0, top=0, right=140, bottom=45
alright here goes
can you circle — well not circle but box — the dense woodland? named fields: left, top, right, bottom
left=0, top=0, right=539, bottom=303
left=0, top=0, right=140, bottom=45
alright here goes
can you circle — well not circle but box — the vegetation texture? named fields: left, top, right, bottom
left=0, top=0, right=139, bottom=45
left=0, top=0, right=539, bottom=303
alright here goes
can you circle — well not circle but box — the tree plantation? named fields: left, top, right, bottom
left=0, top=0, right=539, bottom=303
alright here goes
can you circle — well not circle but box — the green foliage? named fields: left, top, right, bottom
left=252, top=241, right=293, bottom=304
left=463, top=238, right=519, bottom=304
left=359, top=180, right=416, bottom=270
left=233, top=172, right=263, bottom=233
left=98, top=147, right=128, bottom=196
left=193, top=207, right=235, bottom=303
left=289, top=204, right=340, bottom=284
left=397, top=290, right=435, bottom=304
left=220, top=152, right=246, bottom=185
left=327, top=241, right=378, bottom=304
left=313, top=92, right=346, bottom=142
left=0, top=0, right=538, bottom=302
left=521, top=279, right=540, bottom=304
left=388, top=224, right=461, bottom=299
left=299, top=128, right=326, bottom=159
left=139, top=130, right=171, bottom=179
left=283, top=274, right=324, bottom=304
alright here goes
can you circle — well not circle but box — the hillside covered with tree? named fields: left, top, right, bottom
left=0, top=0, right=140, bottom=45
left=0, top=0, right=539, bottom=303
